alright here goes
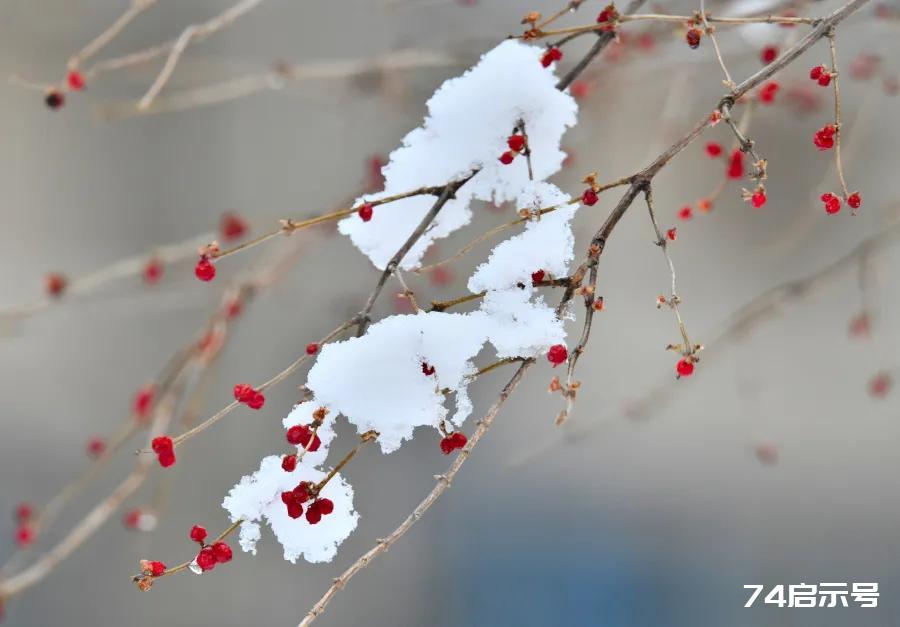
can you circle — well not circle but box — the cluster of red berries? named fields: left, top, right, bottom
left=13, top=503, right=35, bottom=547
left=813, top=123, right=836, bottom=150
left=809, top=65, right=834, bottom=87
left=194, top=255, right=216, bottom=282
left=596, top=4, right=619, bottom=30
left=685, top=27, right=702, bottom=49
left=758, top=81, right=779, bottom=105
left=540, top=46, right=563, bottom=68
left=189, top=525, right=234, bottom=572
left=439, top=431, right=468, bottom=454
left=358, top=203, right=374, bottom=222
left=820, top=190, right=861, bottom=214
left=280, top=482, right=335, bottom=524
left=234, top=383, right=265, bottom=410
left=151, top=436, right=176, bottom=468
left=547, top=343, right=568, bottom=366
left=676, top=358, right=695, bottom=378
left=499, top=133, right=527, bottom=165
left=286, top=423, right=321, bottom=451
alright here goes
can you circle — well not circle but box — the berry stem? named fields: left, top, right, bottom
left=313, top=432, right=378, bottom=495
left=827, top=30, right=852, bottom=203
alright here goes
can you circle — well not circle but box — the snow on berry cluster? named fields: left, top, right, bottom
left=338, top=39, right=577, bottom=271
left=223, top=41, right=580, bottom=564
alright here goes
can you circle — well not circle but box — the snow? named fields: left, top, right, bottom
left=223, top=455, right=358, bottom=563
left=339, top=39, right=577, bottom=271
left=223, top=39, right=582, bottom=564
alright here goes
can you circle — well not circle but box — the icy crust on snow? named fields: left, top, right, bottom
left=339, top=39, right=578, bottom=271
left=223, top=454, right=357, bottom=564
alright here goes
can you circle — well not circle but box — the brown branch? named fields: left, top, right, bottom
left=828, top=29, right=853, bottom=204
left=297, top=360, right=533, bottom=627
left=354, top=170, right=480, bottom=335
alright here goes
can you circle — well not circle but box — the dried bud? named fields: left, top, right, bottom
left=521, top=11, right=541, bottom=24
left=548, top=376, right=562, bottom=393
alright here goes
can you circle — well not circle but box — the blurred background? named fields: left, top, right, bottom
left=1, top=0, right=898, bottom=625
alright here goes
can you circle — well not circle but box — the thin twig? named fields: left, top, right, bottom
left=828, top=30, right=853, bottom=204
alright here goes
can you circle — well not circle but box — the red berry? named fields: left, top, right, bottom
left=143, top=258, right=163, bottom=284
left=317, top=498, right=335, bottom=515
left=499, top=151, right=515, bottom=165
left=292, top=482, right=311, bottom=503
left=133, top=385, right=154, bottom=421
left=847, top=192, right=862, bottom=209
left=282, top=454, right=298, bottom=472
left=809, top=65, right=824, bottom=80
left=157, top=449, right=176, bottom=468
left=685, top=28, right=702, bottom=49
left=190, top=525, right=208, bottom=544
left=194, top=256, right=216, bottom=282
left=305, top=503, right=323, bottom=524
left=582, top=189, right=598, bottom=206
left=540, top=47, right=563, bottom=67
left=569, top=81, right=590, bottom=100
left=821, top=192, right=842, bottom=214
left=705, top=142, right=723, bottom=157
left=758, top=81, right=779, bottom=104
left=676, top=358, right=694, bottom=377
left=287, top=501, right=304, bottom=519
left=760, top=45, right=778, bottom=65
left=422, top=362, right=436, bottom=376
left=596, top=4, right=618, bottom=26
left=666, top=227, right=677, bottom=241
left=306, top=343, right=319, bottom=355
left=15, top=525, right=35, bottom=547
left=678, top=206, right=693, bottom=221
left=86, top=436, right=106, bottom=458
left=358, top=203, right=374, bottom=222
left=123, top=509, right=142, bottom=530
left=727, top=149, right=744, bottom=179
left=817, top=72, right=832, bottom=87
left=211, top=541, right=233, bottom=563
left=45, top=91, right=64, bottom=110
left=813, top=124, right=836, bottom=150
left=247, top=390, right=265, bottom=410
left=286, top=425, right=321, bottom=451
left=869, top=372, right=892, bottom=398
left=220, top=212, right=248, bottom=241
left=281, top=491, right=295, bottom=505
left=151, top=436, right=173, bottom=454
left=45, top=273, right=67, bottom=298
left=233, top=383, right=254, bottom=403
left=531, top=269, right=545, bottom=285
left=196, top=547, right=217, bottom=571
left=547, top=344, right=568, bottom=366
left=751, top=190, right=767, bottom=208
left=148, top=561, right=166, bottom=577
left=67, top=70, right=86, bottom=91
left=507, top=134, right=526, bottom=152
left=15, top=503, right=33, bottom=522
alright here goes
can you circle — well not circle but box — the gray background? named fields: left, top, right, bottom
left=1, top=1, right=898, bottom=625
